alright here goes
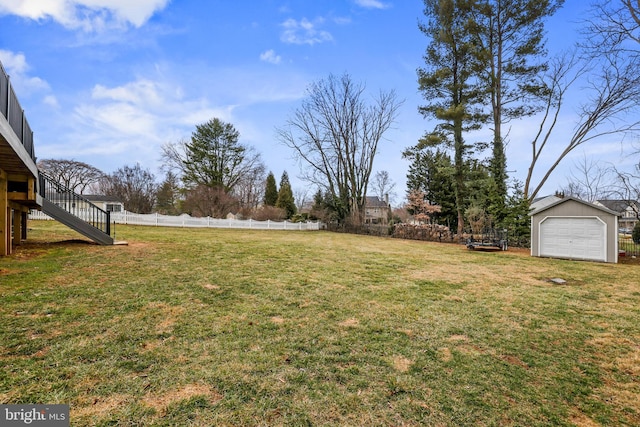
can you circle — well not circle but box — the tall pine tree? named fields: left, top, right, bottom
left=156, top=171, right=182, bottom=215
left=264, top=172, right=278, bottom=206
left=473, top=0, right=564, bottom=220
left=276, top=171, right=296, bottom=219
left=418, top=0, right=487, bottom=235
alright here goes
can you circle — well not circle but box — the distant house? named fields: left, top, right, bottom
left=595, top=200, right=639, bottom=232
left=364, top=195, right=391, bottom=225
left=83, top=195, right=124, bottom=213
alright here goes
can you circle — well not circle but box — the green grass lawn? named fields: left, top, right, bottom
left=1, top=220, right=639, bottom=426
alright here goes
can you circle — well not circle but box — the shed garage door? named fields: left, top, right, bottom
left=539, top=217, right=606, bottom=262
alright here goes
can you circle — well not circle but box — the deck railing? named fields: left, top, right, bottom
left=0, top=60, right=35, bottom=160
left=38, top=171, right=111, bottom=236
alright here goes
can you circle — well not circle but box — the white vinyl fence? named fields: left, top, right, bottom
left=29, top=210, right=322, bottom=231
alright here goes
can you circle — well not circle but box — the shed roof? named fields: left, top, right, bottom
left=528, top=196, right=620, bottom=217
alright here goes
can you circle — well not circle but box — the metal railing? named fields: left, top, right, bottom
left=619, top=236, right=640, bottom=258
left=0, top=59, right=35, bottom=160
left=38, top=171, right=111, bottom=236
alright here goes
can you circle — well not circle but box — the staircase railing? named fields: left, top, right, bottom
left=38, top=171, right=111, bottom=236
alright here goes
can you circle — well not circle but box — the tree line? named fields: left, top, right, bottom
left=405, top=0, right=640, bottom=240
left=38, top=119, right=302, bottom=221
left=39, top=0, right=640, bottom=237
left=38, top=71, right=403, bottom=224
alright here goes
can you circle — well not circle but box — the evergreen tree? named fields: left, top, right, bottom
left=418, top=0, right=488, bottom=235
left=183, top=118, right=243, bottom=191
left=309, top=189, right=325, bottom=220
left=473, top=0, right=565, bottom=221
left=162, top=118, right=262, bottom=194
left=156, top=171, right=182, bottom=215
left=404, top=148, right=457, bottom=228
left=276, top=171, right=296, bottom=219
left=503, top=180, right=532, bottom=246
left=632, top=221, right=640, bottom=245
left=264, top=172, right=278, bottom=206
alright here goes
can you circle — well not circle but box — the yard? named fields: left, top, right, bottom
left=1, top=221, right=639, bottom=426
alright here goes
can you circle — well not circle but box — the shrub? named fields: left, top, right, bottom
left=632, top=221, right=640, bottom=244
left=252, top=206, right=286, bottom=221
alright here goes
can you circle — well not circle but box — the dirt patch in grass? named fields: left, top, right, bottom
left=270, top=316, right=285, bottom=324
left=338, top=318, right=360, bottom=328
left=437, top=347, right=453, bottom=363
left=73, top=394, right=131, bottom=419
left=499, top=354, right=529, bottom=369
left=569, top=410, right=600, bottom=427
left=618, top=255, right=640, bottom=265
left=392, top=355, right=414, bottom=372
left=142, top=384, right=222, bottom=416
left=144, top=302, right=185, bottom=334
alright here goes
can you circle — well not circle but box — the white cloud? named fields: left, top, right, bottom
left=354, top=0, right=391, bottom=9
left=0, top=48, right=28, bottom=73
left=333, top=16, right=352, bottom=25
left=92, top=80, right=164, bottom=106
left=78, top=79, right=184, bottom=135
left=0, top=0, right=169, bottom=32
left=260, top=49, right=282, bottom=65
left=280, top=17, right=333, bottom=45
left=43, top=95, right=60, bottom=108
left=0, top=49, right=50, bottom=94
left=34, top=62, right=312, bottom=174
left=64, top=76, right=235, bottom=161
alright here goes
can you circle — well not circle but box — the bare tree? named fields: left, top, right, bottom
left=559, top=154, right=615, bottom=202
left=277, top=73, right=402, bottom=225
left=405, top=189, right=441, bottom=224
left=524, top=0, right=640, bottom=201
left=37, top=159, right=105, bottom=194
left=99, top=163, right=158, bottom=213
left=293, top=187, right=309, bottom=213
left=370, top=170, right=396, bottom=205
left=611, top=161, right=640, bottom=220
left=524, top=50, right=640, bottom=200
left=585, top=0, right=640, bottom=49
left=233, top=160, right=266, bottom=217
left=183, top=184, right=240, bottom=218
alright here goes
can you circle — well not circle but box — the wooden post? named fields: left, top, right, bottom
left=13, top=209, right=22, bottom=246
left=21, top=211, right=27, bottom=240
left=0, top=171, right=8, bottom=255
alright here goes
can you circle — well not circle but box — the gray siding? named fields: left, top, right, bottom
left=530, top=199, right=618, bottom=263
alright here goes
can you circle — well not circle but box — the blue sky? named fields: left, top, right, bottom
left=0, top=0, right=634, bottom=203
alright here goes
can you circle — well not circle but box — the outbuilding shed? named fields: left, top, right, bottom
left=529, top=196, right=620, bottom=263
